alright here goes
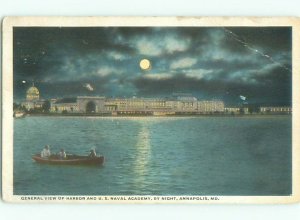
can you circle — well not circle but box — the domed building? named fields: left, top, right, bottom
left=21, top=83, right=45, bottom=111
left=26, top=85, right=40, bottom=101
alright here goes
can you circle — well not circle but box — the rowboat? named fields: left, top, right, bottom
left=32, top=154, right=105, bottom=166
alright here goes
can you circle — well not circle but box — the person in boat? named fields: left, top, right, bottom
left=89, top=149, right=97, bottom=158
left=58, top=148, right=67, bottom=159
left=41, top=145, right=51, bottom=158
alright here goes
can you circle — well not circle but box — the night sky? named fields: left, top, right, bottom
left=13, top=27, right=292, bottom=106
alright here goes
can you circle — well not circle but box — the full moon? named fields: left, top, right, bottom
left=139, top=59, right=151, bottom=70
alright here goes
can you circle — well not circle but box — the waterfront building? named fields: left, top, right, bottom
left=179, top=97, right=198, bottom=111
left=224, top=107, right=240, bottom=114
left=50, top=96, right=106, bottom=113
left=19, top=88, right=292, bottom=115
left=21, top=84, right=46, bottom=110
left=243, top=107, right=249, bottom=114
left=104, top=97, right=173, bottom=115
left=198, top=101, right=225, bottom=113
left=21, top=99, right=45, bottom=110
left=50, top=98, right=78, bottom=113
left=260, top=106, right=292, bottom=114
left=19, top=85, right=292, bottom=115
left=48, top=94, right=225, bottom=115
left=224, top=107, right=250, bottom=114
left=77, top=96, right=106, bottom=113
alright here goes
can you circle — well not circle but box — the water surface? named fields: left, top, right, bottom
left=14, top=116, right=292, bottom=195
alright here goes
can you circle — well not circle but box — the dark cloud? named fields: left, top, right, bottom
left=13, top=27, right=292, bottom=106
left=132, top=67, right=291, bottom=105
left=225, top=27, right=292, bottom=52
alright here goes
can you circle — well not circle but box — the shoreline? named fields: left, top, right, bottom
left=16, top=113, right=292, bottom=118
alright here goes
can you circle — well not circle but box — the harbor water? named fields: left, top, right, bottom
left=13, top=116, right=292, bottom=195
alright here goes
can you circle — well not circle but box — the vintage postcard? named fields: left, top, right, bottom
left=2, top=17, right=300, bottom=203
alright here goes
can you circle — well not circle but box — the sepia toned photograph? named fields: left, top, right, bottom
left=2, top=17, right=300, bottom=203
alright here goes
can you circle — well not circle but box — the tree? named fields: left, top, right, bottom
left=42, top=100, right=51, bottom=113
left=20, top=105, right=28, bottom=112
left=248, top=107, right=253, bottom=114
left=248, top=105, right=259, bottom=114
left=239, top=108, right=245, bottom=114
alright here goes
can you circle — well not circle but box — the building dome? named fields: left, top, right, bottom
left=26, top=86, right=40, bottom=101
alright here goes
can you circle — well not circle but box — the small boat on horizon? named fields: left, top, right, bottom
left=32, top=154, right=105, bottom=166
